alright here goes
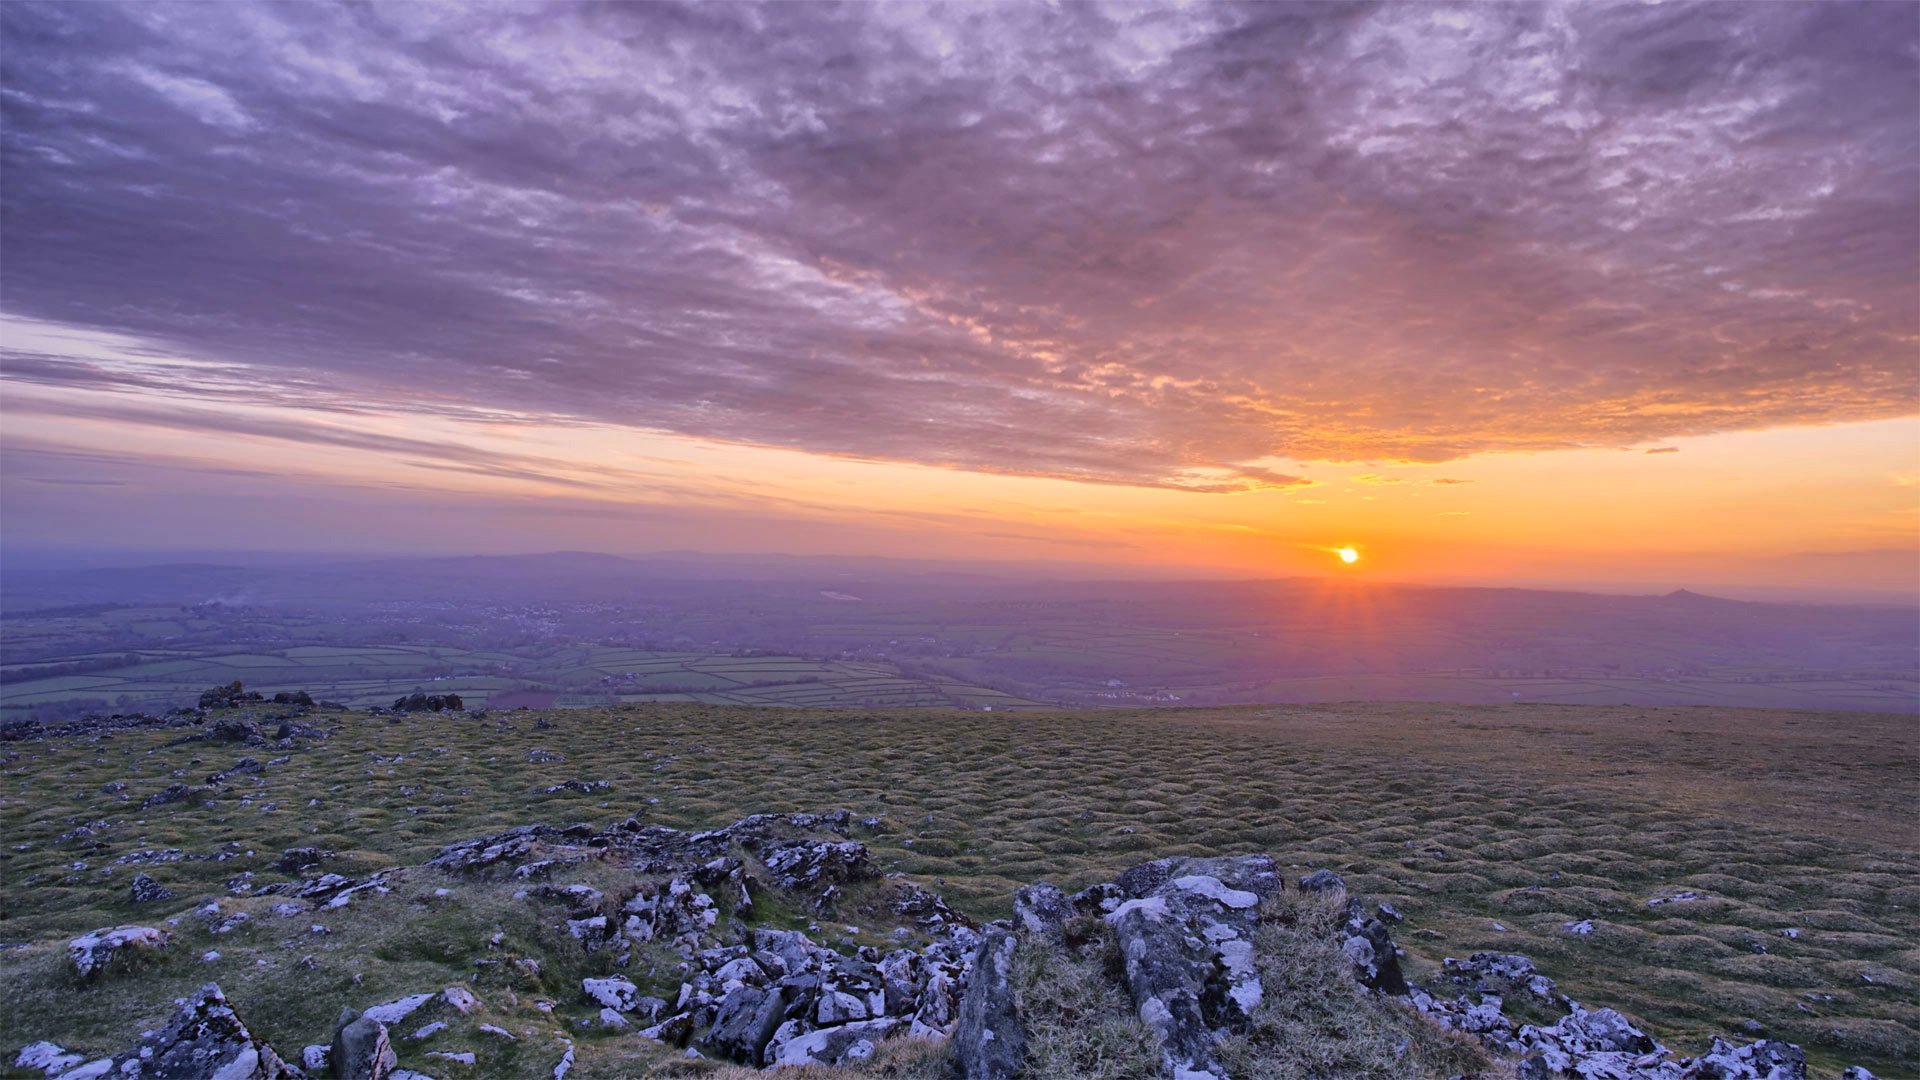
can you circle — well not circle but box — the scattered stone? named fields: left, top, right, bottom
left=441, top=986, right=480, bottom=1014
left=427, top=1051, right=476, bottom=1066
left=542, top=780, right=610, bottom=794
left=408, top=1022, right=447, bottom=1041
left=1563, top=919, right=1595, bottom=936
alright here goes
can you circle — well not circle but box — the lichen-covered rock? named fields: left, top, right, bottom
left=69, top=925, right=169, bottom=976
left=951, top=928, right=1026, bottom=1079
left=90, top=983, right=299, bottom=1079
left=1338, top=898, right=1408, bottom=995
left=583, top=976, right=641, bottom=1012
left=1105, top=895, right=1232, bottom=1080
left=1011, top=881, right=1074, bottom=936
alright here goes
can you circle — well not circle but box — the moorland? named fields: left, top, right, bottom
left=1, top=700, right=1913, bottom=1076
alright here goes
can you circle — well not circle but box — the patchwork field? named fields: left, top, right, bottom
left=0, top=702, right=1913, bottom=1077
left=0, top=632, right=1046, bottom=721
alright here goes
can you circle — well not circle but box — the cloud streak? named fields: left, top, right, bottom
left=1, top=1, right=1914, bottom=489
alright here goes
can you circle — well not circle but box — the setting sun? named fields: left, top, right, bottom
left=1337, top=547, right=1360, bottom=565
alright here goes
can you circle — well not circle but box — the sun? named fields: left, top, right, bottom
left=1336, top=547, right=1360, bottom=565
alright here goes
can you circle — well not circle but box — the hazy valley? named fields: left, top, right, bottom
left=4, top=553, right=1914, bottom=729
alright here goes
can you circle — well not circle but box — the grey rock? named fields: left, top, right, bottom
left=277, top=847, right=330, bottom=872
left=582, top=977, right=641, bottom=1012
left=701, top=984, right=788, bottom=1066
left=768, top=1018, right=903, bottom=1068
left=1298, top=868, right=1347, bottom=895
left=14, top=1041, right=84, bottom=1076
left=330, top=1007, right=397, bottom=1080
left=93, top=983, right=299, bottom=1079
left=638, top=1011, right=695, bottom=1045
left=1339, top=900, right=1408, bottom=995
left=1683, top=1037, right=1807, bottom=1079
left=361, top=993, right=434, bottom=1025
left=951, top=928, right=1026, bottom=1079
left=130, top=873, right=176, bottom=904
left=69, top=925, right=169, bottom=976
left=1011, top=881, right=1075, bottom=937
left=1105, top=897, right=1230, bottom=1079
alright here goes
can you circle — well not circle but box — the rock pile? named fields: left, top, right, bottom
left=435, top=809, right=980, bottom=1067
left=1412, top=950, right=1819, bottom=1079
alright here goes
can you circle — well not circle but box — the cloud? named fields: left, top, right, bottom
left=0, top=1, right=1914, bottom=490
left=1645, top=447, right=1682, bottom=454
left=1355, top=473, right=1473, bottom=485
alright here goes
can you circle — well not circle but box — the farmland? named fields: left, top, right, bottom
left=0, top=613, right=1044, bottom=722
left=2, top=554, right=1914, bottom=724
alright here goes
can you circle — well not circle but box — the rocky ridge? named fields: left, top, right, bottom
left=15, top=811, right=1881, bottom=1080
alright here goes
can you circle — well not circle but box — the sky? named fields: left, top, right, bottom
left=2, top=1, right=1916, bottom=595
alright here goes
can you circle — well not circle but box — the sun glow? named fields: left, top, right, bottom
left=1336, top=546, right=1360, bottom=564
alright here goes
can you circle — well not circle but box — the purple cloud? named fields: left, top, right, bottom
left=1, top=1, right=1913, bottom=488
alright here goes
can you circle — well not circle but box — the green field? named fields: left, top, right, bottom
left=0, top=701, right=1912, bottom=1077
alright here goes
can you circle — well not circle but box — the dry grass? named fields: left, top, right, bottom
left=0, top=701, right=1913, bottom=1076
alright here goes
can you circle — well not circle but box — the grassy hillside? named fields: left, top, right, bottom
left=0, top=702, right=1913, bottom=1076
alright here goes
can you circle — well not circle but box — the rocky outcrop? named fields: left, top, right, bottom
left=28, top=810, right=1850, bottom=1080
left=58, top=983, right=298, bottom=1079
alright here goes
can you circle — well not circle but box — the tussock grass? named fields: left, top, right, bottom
left=1218, top=893, right=1504, bottom=1080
